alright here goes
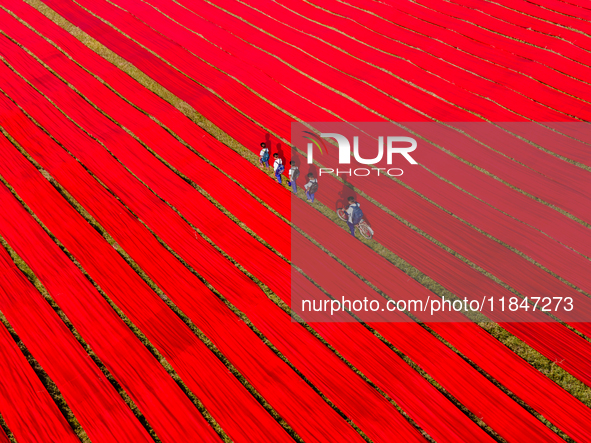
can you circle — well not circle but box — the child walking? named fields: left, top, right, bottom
left=287, top=161, right=299, bottom=194
left=259, top=142, right=270, bottom=168
left=273, top=153, right=284, bottom=184
left=304, top=173, right=318, bottom=202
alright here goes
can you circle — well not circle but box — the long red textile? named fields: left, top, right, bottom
left=0, top=131, right=293, bottom=442
left=305, top=0, right=591, bottom=160
left=470, top=0, right=591, bottom=33
left=343, top=0, right=591, bottom=114
left=11, top=0, right=590, bottom=270
left=167, top=0, right=590, bottom=129
left=0, top=319, right=78, bottom=443
left=31, top=0, right=591, bottom=312
left=521, top=0, right=591, bottom=26
left=5, top=80, right=502, bottom=443
left=447, top=0, right=591, bottom=51
left=1, top=21, right=558, bottom=440
left=0, top=151, right=220, bottom=443
left=205, top=0, right=591, bottom=126
left=16, top=0, right=591, bottom=377
left=0, top=11, right=289, bottom=257
left=119, top=0, right=509, bottom=118
left=106, top=0, right=591, bottom=282
left=343, top=0, right=591, bottom=150
left=0, top=50, right=425, bottom=443
left=44, top=0, right=591, bottom=180
left=0, top=182, right=151, bottom=443
left=0, top=29, right=574, bottom=443
left=325, top=0, right=591, bottom=144
left=411, top=0, right=591, bottom=68
left=113, top=0, right=591, bottom=197
left=292, top=196, right=591, bottom=441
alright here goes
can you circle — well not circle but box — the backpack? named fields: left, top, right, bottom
left=262, top=149, right=270, bottom=162
left=276, top=163, right=285, bottom=174
left=351, top=205, right=364, bottom=225
left=309, top=180, right=318, bottom=193
left=291, top=167, right=300, bottom=180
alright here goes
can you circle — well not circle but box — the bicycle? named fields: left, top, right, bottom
left=336, top=208, right=374, bottom=240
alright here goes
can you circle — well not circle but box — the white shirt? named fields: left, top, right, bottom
left=289, top=166, right=298, bottom=179
left=260, top=148, right=268, bottom=158
left=304, top=178, right=317, bottom=190
left=346, top=202, right=360, bottom=223
left=273, top=158, right=282, bottom=172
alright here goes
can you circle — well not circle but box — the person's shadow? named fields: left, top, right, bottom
left=275, top=141, right=286, bottom=166
left=264, top=132, right=272, bottom=151
left=290, top=145, right=302, bottom=168
left=336, top=177, right=356, bottom=210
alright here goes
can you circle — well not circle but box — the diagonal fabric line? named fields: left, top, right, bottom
left=28, top=0, right=591, bottom=260
left=225, top=0, right=591, bottom=126
left=0, top=62, right=497, bottom=440
left=520, top=0, right=591, bottom=25
left=0, top=318, right=79, bottom=443
left=0, top=88, right=367, bottom=443
left=408, top=0, right=591, bottom=64
left=447, top=0, right=591, bottom=49
left=139, top=0, right=591, bottom=217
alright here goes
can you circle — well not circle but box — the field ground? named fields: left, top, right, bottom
left=0, top=0, right=590, bottom=441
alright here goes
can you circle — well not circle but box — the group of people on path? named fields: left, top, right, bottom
left=259, top=142, right=318, bottom=202
left=259, top=141, right=362, bottom=237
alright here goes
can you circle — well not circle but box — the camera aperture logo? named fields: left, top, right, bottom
left=302, top=130, right=328, bottom=155
left=304, top=132, right=418, bottom=177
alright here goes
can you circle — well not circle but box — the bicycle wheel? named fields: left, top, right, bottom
left=336, top=208, right=348, bottom=222
left=359, top=222, right=373, bottom=240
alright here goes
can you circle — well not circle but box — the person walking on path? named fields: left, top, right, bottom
left=259, top=142, right=270, bottom=168
left=287, top=161, right=299, bottom=194
left=304, top=173, right=318, bottom=202
left=273, top=153, right=284, bottom=184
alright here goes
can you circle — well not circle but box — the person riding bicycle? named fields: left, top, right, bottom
left=345, top=196, right=363, bottom=237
